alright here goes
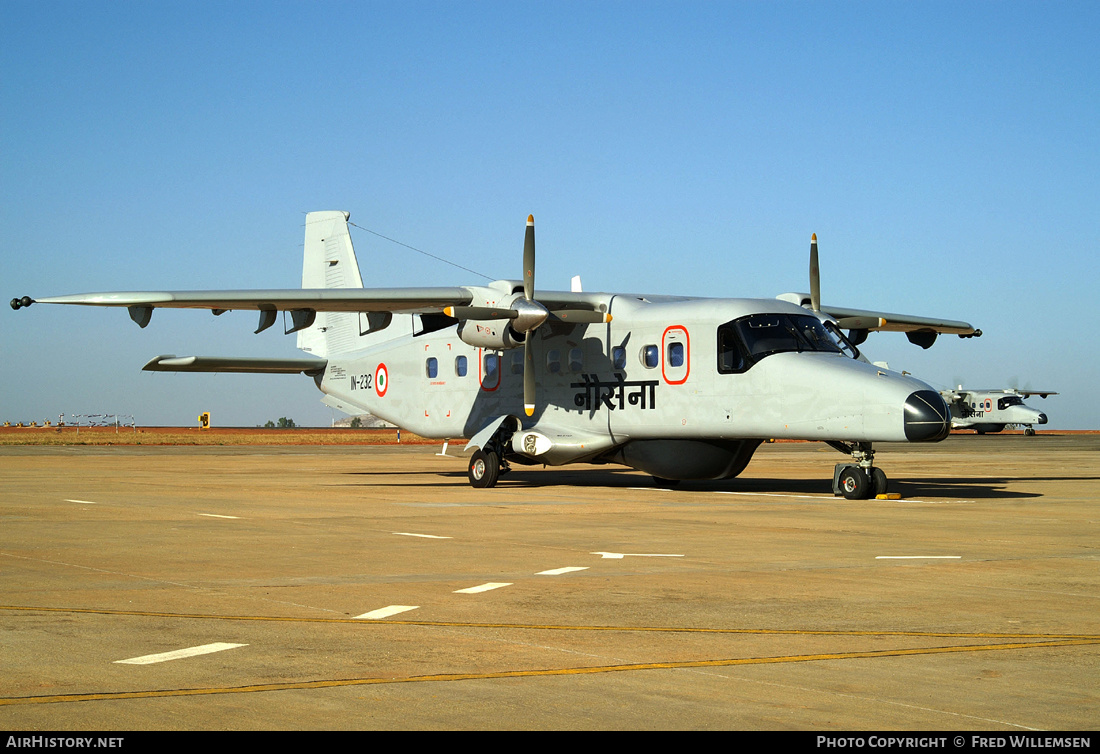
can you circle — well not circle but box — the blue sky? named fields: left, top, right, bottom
left=2, top=1, right=1096, bottom=428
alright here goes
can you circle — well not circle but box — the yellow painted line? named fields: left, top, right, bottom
left=1, top=605, right=1097, bottom=640
left=2, top=638, right=1097, bottom=707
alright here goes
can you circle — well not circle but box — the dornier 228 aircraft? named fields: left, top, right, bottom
left=939, top=387, right=1056, bottom=436
left=11, top=211, right=982, bottom=498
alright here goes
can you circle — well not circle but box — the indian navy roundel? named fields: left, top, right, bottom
left=375, top=363, right=389, bottom=397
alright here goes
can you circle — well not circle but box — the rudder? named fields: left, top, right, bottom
left=296, top=211, right=364, bottom=358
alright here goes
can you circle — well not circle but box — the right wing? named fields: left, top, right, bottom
left=14, top=287, right=475, bottom=333
left=143, top=355, right=327, bottom=376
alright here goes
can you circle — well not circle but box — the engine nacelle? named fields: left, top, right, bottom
left=457, top=320, right=523, bottom=350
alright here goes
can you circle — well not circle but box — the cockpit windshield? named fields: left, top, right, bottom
left=718, top=313, right=857, bottom=374
left=998, top=396, right=1025, bottom=410
left=737, top=314, right=843, bottom=358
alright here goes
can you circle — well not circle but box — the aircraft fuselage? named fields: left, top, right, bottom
left=319, top=295, right=949, bottom=477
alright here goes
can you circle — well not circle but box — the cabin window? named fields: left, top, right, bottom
left=484, top=353, right=499, bottom=379
left=455, top=355, right=467, bottom=377
left=426, top=357, right=438, bottom=379
left=510, top=351, right=524, bottom=374
left=642, top=345, right=659, bottom=369
left=612, top=346, right=627, bottom=370
left=546, top=349, right=561, bottom=374
left=668, top=342, right=685, bottom=368
left=568, top=348, right=583, bottom=372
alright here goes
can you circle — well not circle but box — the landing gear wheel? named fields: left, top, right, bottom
left=653, top=476, right=681, bottom=488
left=871, top=467, right=888, bottom=497
left=1025, top=427, right=1036, bottom=436
left=839, top=467, right=870, bottom=500
left=468, top=450, right=500, bottom=488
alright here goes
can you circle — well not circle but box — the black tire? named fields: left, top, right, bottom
left=839, top=467, right=870, bottom=500
left=1025, top=427, right=1036, bottom=436
left=871, top=467, right=888, bottom=497
left=653, top=476, right=680, bottom=488
left=468, top=450, right=500, bottom=488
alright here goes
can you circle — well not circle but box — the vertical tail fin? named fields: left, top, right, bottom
left=296, top=211, right=364, bottom=358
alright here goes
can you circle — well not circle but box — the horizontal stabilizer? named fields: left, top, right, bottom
left=143, top=354, right=326, bottom=375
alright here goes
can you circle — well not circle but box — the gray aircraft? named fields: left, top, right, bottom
left=11, top=211, right=981, bottom=498
left=940, top=387, right=1055, bottom=435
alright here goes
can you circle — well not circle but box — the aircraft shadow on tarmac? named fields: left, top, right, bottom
left=337, top=468, right=1046, bottom=499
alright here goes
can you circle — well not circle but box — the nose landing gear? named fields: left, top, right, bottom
left=828, top=441, right=889, bottom=500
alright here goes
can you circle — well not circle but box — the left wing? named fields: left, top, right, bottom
left=821, top=303, right=980, bottom=336
left=776, top=292, right=981, bottom=349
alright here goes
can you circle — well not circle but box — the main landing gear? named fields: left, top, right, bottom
left=468, top=449, right=501, bottom=488
left=827, top=441, right=889, bottom=500
left=467, top=430, right=514, bottom=488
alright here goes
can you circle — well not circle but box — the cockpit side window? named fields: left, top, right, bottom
left=717, top=325, right=748, bottom=374
left=823, top=321, right=861, bottom=360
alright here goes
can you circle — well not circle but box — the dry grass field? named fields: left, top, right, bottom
left=0, top=425, right=437, bottom=446
left=2, top=425, right=1091, bottom=447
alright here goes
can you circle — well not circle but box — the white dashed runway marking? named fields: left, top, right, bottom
left=114, top=643, right=248, bottom=665
left=355, top=605, right=419, bottom=619
left=454, top=582, right=512, bottom=594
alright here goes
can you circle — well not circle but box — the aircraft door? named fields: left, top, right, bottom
left=662, top=326, right=690, bottom=385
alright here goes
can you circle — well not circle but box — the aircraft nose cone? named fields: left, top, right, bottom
left=1038, top=413, right=1048, bottom=425
left=904, top=390, right=951, bottom=442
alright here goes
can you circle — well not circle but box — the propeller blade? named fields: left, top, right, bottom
left=523, top=338, right=535, bottom=417
left=809, top=233, right=821, bottom=313
left=443, top=306, right=517, bottom=321
left=549, top=309, right=612, bottom=324
left=523, top=214, right=535, bottom=302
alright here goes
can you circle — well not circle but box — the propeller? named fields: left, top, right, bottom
left=809, top=233, right=821, bottom=314
left=808, top=234, right=884, bottom=331
left=444, top=215, right=612, bottom=417
left=522, top=215, right=541, bottom=416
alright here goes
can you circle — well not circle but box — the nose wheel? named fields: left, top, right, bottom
left=829, top=442, right=889, bottom=499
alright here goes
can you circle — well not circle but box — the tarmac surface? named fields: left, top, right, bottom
left=1, top=434, right=1097, bottom=730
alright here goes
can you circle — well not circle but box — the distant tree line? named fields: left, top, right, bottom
left=264, top=417, right=296, bottom=429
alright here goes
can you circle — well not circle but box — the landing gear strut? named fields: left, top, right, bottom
left=827, top=441, right=888, bottom=500
left=467, top=425, right=515, bottom=488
